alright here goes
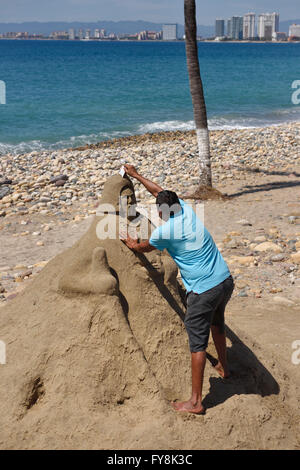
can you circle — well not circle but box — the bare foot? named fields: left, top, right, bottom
left=171, top=399, right=205, bottom=415
left=214, top=362, right=230, bottom=379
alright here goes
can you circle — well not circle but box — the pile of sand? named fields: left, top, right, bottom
left=0, top=175, right=298, bottom=449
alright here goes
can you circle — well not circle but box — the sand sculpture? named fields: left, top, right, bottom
left=0, top=174, right=298, bottom=450
left=0, top=175, right=192, bottom=449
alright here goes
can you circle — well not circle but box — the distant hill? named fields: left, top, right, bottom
left=0, top=20, right=214, bottom=38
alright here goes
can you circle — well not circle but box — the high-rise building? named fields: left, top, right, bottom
left=68, top=28, right=75, bottom=40
left=85, top=29, right=91, bottom=40
left=94, top=29, right=100, bottom=39
left=162, top=24, right=178, bottom=41
left=258, top=13, right=279, bottom=40
left=289, top=24, right=300, bottom=38
left=227, top=18, right=232, bottom=38
left=243, top=13, right=256, bottom=39
left=215, top=19, right=225, bottom=37
left=78, top=28, right=84, bottom=40
left=231, top=16, right=243, bottom=40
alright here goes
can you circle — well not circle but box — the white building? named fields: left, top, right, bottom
left=163, top=24, right=178, bottom=41
left=68, top=28, right=75, bottom=40
left=243, top=13, right=256, bottom=39
left=94, top=29, right=100, bottom=39
left=258, top=13, right=279, bottom=40
left=227, top=18, right=232, bottom=38
left=289, top=24, right=300, bottom=38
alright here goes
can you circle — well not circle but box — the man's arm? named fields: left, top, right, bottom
left=124, top=164, right=163, bottom=198
left=121, top=235, right=156, bottom=253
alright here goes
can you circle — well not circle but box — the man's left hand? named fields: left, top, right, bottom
left=120, top=233, right=139, bottom=251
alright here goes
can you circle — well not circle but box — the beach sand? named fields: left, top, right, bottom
left=0, top=123, right=299, bottom=449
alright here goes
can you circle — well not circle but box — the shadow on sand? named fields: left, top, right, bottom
left=140, top=252, right=280, bottom=408
left=203, top=326, right=280, bottom=410
left=228, top=166, right=300, bottom=198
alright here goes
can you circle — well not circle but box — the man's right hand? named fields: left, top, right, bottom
left=124, top=164, right=138, bottom=178
left=124, top=164, right=163, bottom=198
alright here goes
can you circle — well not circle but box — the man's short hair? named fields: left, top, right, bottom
left=156, top=190, right=181, bottom=217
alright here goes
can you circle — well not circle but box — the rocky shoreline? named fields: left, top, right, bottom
left=0, top=121, right=300, bottom=305
left=1, top=122, right=299, bottom=220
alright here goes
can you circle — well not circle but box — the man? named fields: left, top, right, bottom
left=121, top=164, right=234, bottom=415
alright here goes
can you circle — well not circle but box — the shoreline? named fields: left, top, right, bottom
left=1, top=38, right=299, bottom=44
left=0, top=122, right=299, bottom=217
left=73, top=120, right=300, bottom=152
left=1, top=119, right=299, bottom=158
left=0, top=120, right=299, bottom=230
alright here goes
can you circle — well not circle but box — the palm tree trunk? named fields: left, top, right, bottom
left=184, top=0, right=212, bottom=188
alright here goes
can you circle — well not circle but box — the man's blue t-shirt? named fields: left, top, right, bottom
left=149, top=199, right=230, bottom=294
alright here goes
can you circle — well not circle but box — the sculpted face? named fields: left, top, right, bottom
left=99, top=174, right=137, bottom=212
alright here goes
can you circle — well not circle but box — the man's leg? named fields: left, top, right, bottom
left=172, top=351, right=206, bottom=414
left=211, top=325, right=230, bottom=378
left=172, top=288, right=223, bottom=414
left=210, top=276, right=234, bottom=378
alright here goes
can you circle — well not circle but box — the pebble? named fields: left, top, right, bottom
left=50, top=175, right=68, bottom=184
left=228, top=256, right=255, bottom=266
left=55, top=180, right=67, bottom=187
left=0, top=187, right=10, bottom=199
left=254, top=242, right=283, bottom=253
left=272, top=296, right=295, bottom=306
left=238, top=289, right=248, bottom=297
left=288, top=216, right=297, bottom=224
left=237, top=219, right=252, bottom=226
left=269, top=287, right=283, bottom=293
left=290, top=252, right=300, bottom=264
left=270, top=254, right=286, bottom=262
left=0, top=179, right=13, bottom=185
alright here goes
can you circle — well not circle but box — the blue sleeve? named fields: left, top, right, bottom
left=149, top=226, right=169, bottom=252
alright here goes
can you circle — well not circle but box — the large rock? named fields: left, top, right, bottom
left=290, top=252, right=300, bottom=264
left=0, top=187, right=10, bottom=200
left=254, top=242, right=283, bottom=253
left=227, top=256, right=255, bottom=266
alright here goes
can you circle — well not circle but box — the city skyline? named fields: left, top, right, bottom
left=216, top=11, right=282, bottom=41
left=0, top=0, right=299, bottom=25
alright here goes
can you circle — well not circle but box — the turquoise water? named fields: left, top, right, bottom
left=0, top=40, right=300, bottom=154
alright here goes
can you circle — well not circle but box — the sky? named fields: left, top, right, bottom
left=0, top=0, right=299, bottom=24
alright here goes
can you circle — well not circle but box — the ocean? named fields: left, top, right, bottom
left=0, top=39, right=300, bottom=155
